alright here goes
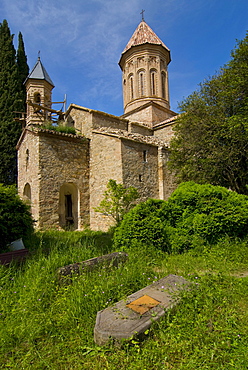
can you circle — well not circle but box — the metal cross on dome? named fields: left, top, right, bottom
left=140, top=9, right=145, bottom=21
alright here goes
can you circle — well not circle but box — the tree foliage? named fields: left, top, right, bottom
left=0, top=20, right=29, bottom=185
left=16, top=32, right=29, bottom=112
left=169, top=31, right=248, bottom=195
left=95, top=179, right=139, bottom=224
left=0, top=184, right=34, bottom=252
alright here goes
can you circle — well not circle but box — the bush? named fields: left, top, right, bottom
left=167, top=182, right=248, bottom=243
left=114, top=182, right=248, bottom=253
left=94, top=179, right=139, bottom=225
left=113, top=199, right=168, bottom=251
left=0, top=184, right=34, bottom=252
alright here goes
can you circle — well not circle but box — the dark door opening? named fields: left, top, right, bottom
left=65, top=194, right=74, bottom=226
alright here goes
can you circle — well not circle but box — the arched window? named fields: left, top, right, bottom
left=161, top=72, right=166, bottom=99
left=143, top=150, right=148, bottom=162
left=23, top=183, right=31, bottom=202
left=128, top=74, right=134, bottom=100
left=150, top=69, right=157, bottom=96
left=34, top=92, right=41, bottom=104
left=26, top=149, right=29, bottom=169
left=138, top=70, right=146, bottom=97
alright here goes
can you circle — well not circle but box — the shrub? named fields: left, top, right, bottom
left=114, top=182, right=248, bottom=253
left=95, top=179, right=139, bottom=225
left=167, top=182, right=248, bottom=243
left=0, top=184, right=34, bottom=252
left=113, top=199, right=168, bottom=251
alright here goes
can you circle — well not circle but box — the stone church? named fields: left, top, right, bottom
left=17, top=19, right=178, bottom=231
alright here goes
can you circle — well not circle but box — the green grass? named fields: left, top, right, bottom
left=0, top=231, right=248, bottom=369
left=41, top=122, right=77, bottom=135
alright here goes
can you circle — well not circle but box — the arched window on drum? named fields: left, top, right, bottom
left=128, top=74, right=134, bottom=100
left=150, top=69, right=157, bottom=96
left=161, top=72, right=167, bottom=99
left=138, top=70, right=146, bottom=97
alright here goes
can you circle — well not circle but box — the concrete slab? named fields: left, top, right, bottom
left=94, top=274, right=191, bottom=345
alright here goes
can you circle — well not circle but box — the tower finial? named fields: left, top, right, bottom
left=140, top=9, right=145, bottom=21
left=38, top=50, right=40, bottom=60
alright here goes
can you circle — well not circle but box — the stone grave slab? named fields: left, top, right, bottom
left=94, top=274, right=191, bottom=345
left=58, top=251, right=128, bottom=283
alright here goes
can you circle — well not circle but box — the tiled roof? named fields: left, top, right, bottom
left=25, top=57, right=54, bottom=87
left=93, top=127, right=169, bottom=148
left=122, top=20, right=170, bottom=54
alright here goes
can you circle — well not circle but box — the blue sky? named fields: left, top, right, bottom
left=1, top=0, right=248, bottom=116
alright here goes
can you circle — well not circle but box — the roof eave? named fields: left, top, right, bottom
left=119, top=42, right=171, bottom=69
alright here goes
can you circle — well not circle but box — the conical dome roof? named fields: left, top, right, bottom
left=25, top=57, right=54, bottom=87
left=121, top=20, right=170, bottom=54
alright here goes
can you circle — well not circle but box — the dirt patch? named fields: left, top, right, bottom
left=232, top=271, right=248, bottom=278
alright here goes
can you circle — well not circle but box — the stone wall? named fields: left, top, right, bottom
left=121, top=138, right=159, bottom=202
left=128, top=121, right=153, bottom=136
left=154, top=120, right=176, bottom=144
left=123, top=103, right=175, bottom=126
left=158, top=147, right=177, bottom=200
left=66, top=105, right=128, bottom=138
left=18, top=128, right=90, bottom=229
left=17, top=129, right=40, bottom=225
left=66, top=105, right=93, bottom=138
left=38, top=131, right=90, bottom=229
left=89, top=132, right=123, bottom=231
left=92, top=112, right=128, bottom=131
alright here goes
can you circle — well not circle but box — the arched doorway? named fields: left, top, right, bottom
left=59, top=183, right=79, bottom=229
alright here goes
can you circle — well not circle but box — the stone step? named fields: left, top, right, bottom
left=94, top=274, right=191, bottom=345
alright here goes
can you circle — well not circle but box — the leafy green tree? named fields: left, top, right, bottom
left=95, top=179, right=139, bottom=224
left=0, top=184, right=34, bottom=252
left=0, top=20, right=29, bottom=185
left=169, top=31, right=248, bottom=195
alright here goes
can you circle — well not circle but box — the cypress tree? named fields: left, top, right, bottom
left=16, top=32, right=29, bottom=112
left=0, top=20, right=29, bottom=184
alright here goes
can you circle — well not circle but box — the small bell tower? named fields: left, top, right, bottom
left=25, top=56, right=54, bottom=126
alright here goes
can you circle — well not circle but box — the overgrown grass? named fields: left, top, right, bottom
left=0, top=231, right=248, bottom=369
left=41, top=122, right=76, bottom=135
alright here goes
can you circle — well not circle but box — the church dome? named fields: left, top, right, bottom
left=119, top=20, right=171, bottom=67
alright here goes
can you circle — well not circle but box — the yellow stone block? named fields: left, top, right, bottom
left=126, top=294, right=160, bottom=315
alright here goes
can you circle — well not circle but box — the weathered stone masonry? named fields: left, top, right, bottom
left=17, top=19, right=178, bottom=231
left=18, top=128, right=89, bottom=229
